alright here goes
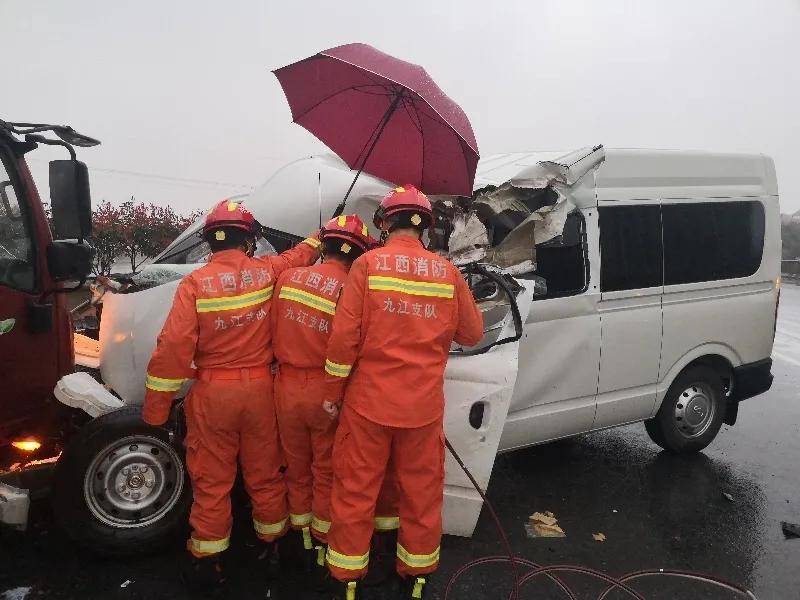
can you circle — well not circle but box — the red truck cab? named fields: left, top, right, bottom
left=0, top=120, right=95, bottom=525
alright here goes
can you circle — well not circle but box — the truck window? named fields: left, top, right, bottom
left=0, top=155, right=35, bottom=291
left=599, top=205, right=663, bottom=291
left=662, top=201, right=765, bottom=285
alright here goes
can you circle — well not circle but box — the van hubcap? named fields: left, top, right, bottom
left=673, top=383, right=715, bottom=438
left=84, top=435, right=184, bottom=528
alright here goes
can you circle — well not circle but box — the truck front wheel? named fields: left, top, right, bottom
left=53, top=406, right=191, bottom=555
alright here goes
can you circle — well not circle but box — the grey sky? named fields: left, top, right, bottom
left=3, top=0, right=799, bottom=214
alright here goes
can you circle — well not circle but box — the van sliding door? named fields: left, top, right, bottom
left=596, top=202, right=664, bottom=428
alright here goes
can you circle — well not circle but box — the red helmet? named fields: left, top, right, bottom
left=373, top=185, right=433, bottom=229
left=203, top=199, right=259, bottom=236
left=320, top=214, right=377, bottom=254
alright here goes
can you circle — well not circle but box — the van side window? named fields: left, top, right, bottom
left=530, top=211, right=588, bottom=298
left=599, top=205, right=662, bottom=292
left=662, top=201, right=765, bottom=285
left=0, top=154, right=35, bottom=292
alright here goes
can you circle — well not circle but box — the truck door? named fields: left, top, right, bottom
left=0, top=146, right=60, bottom=434
left=595, top=202, right=664, bottom=428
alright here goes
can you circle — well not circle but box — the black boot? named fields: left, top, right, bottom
left=361, top=529, right=398, bottom=587
left=251, top=540, right=281, bottom=598
left=400, top=574, right=431, bottom=599
left=181, top=554, right=226, bottom=597
left=278, top=528, right=307, bottom=570
left=309, top=543, right=330, bottom=592
left=329, top=579, right=360, bottom=600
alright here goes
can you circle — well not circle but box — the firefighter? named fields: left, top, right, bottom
left=141, top=199, right=321, bottom=593
left=270, top=214, right=375, bottom=574
left=322, top=186, right=484, bottom=599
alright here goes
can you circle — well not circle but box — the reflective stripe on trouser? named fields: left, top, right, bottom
left=184, top=376, right=288, bottom=556
left=187, top=534, right=231, bottom=557
left=326, top=405, right=444, bottom=581
left=275, top=367, right=336, bottom=543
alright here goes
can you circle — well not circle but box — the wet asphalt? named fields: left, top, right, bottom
left=2, top=295, right=800, bottom=600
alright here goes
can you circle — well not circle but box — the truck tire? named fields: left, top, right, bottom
left=53, top=405, right=191, bottom=556
left=644, top=365, right=726, bottom=454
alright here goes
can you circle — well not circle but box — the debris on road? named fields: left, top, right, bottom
left=593, top=532, right=607, bottom=542
left=1, top=588, right=31, bottom=600
left=782, top=521, right=800, bottom=539
left=525, top=511, right=566, bottom=538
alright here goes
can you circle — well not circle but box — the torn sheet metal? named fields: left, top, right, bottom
left=448, top=211, right=489, bottom=266
left=445, top=145, right=604, bottom=275
left=442, top=280, right=535, bottom=537
left=509, top=145, right=606, bottom=189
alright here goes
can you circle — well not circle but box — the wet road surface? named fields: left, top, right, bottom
left=2, top=290, right=800, bottom=600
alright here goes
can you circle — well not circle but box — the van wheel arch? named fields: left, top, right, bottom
left=661, top=354, right=737, bottom=425
left=646, top=362, right=729, bottom=454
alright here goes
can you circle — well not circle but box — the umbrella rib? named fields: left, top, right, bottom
left=292, top=84, right=393, bottom=122
left=350, top=90, right=404, bottom=169
left=404, top=101, right=425, bottom=191
left=400, top=97, right=424, bottom=135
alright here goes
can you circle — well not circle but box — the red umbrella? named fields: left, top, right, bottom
left=273, top=43, right=479, bottom=214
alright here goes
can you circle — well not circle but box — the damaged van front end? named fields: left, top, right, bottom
left=68, top=148, right=604, bottom=541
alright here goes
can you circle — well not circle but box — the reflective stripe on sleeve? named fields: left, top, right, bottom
left=325, top=359, right=352, bottom=378
left=253, top=517, right=288, bottom=536
left=145, top=374, right=185, bottom=392
left=279, top=286, right=337, bottom=315
left=312, top=515, right=331, bottom=534
left=326, top=546, right=369, bottom=571
left=396, top=544, right=440, bottom=569
left=368, top=276, right=454, bottom=298
left=290, top=512, right=313, bottom=527
left=190, top=536, right=230, bottom=555
left=196, top=286, right=273, bottom=313
left=373, top=516, right=400, bottom=531
left=303, top=237, right=322, bottom=249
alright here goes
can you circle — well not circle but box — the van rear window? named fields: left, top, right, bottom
left=662, top=201, right=765, bottom=285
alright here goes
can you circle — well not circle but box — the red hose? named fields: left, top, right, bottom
left=444, top=439, right=758, bottom=600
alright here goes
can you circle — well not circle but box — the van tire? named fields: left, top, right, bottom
left=645, top=365, right=725, bottom=454
left=53, top=406, right=191, bottom=556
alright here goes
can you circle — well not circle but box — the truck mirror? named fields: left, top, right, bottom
left=49, top=160, right=92, bottom=240
left=46, top=241, right=93, bottom=282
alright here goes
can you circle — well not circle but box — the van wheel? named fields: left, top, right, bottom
left=645, top=365, right=725, bottom=454
left=53, top=406, right=191, bottom=556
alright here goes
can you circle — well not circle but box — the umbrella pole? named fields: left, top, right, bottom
left=333, top=93, right=403, bottom=218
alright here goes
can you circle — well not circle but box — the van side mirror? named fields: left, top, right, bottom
left=49, top=160, right=92, bottom=240
left=47, top=241, right=93, bottom=282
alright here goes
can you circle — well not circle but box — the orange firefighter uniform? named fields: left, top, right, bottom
left=272, top=260, right=347, bottom=545
left=323, top=233, right=484, bottom=581
left=271, top=215, right=399, bottom=552
left=142, top=215, right=321, bottom=558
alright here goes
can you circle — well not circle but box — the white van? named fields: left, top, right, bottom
left=488, top=149, right=779, bottom=455
left=54, top=147, right=779, bottom=547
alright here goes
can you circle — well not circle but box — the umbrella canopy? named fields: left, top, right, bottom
left=273, top=43, right=479, bottom=199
